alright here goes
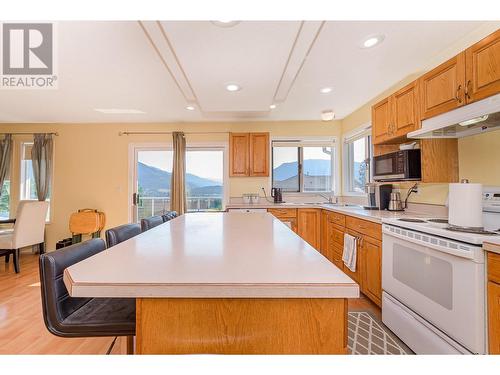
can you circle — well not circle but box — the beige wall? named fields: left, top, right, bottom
left=0, top=121, right=342, bottom=249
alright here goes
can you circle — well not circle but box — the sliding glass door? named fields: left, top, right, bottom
left=131, top=145, right=225, bottom=222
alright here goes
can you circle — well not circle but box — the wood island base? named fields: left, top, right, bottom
left=135, top=297, right=348, bottom=354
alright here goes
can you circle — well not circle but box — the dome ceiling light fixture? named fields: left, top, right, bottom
left=361, top=34, right=385, bottom=49
left=320, top=87, right=332, bottom=94
left=210, top=21, right=241, bottom=28
left=225, top=83, right=241, bottom=92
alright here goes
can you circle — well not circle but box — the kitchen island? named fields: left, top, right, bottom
left=64, top=212, right=359, bottom=354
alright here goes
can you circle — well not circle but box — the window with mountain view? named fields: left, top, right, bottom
left=271, top=140, right=336, bottom=193
left=344, top=133, right=372, bottom=194
left=136, top=147, right=224, bottom=220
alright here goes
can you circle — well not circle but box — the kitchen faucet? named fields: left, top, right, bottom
left=317, top=193, right=338, bottom=204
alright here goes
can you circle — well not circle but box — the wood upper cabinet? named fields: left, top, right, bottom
left=229, top=132, right=269, bottom=177
left=420, top=139, right=459, bottom=183
left=465, top=29, right=500, bottom=103
left=419, top=53, right=466, bottom=120
left=372, top=97, right=392, bottom=144
left=392, top=81, right=420, bottom=138
left=249, top=133, right=269, bottom=176
left=372, top=81, right=419, bottom=145
left=229, top=133, right=249, bottom=176
left=297, top=209, right=321, bottom=250
left=360, top=236, right=382, bottom=307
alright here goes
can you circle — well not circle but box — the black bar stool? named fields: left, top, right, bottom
left=39, top=238, right=135, bottom=354
left=105, top=223, right=141, bottom=248
left=162, top=211, right=178, bottom=222
left=140, top=215, right=163, bottom=232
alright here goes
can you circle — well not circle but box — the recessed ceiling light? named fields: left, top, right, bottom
left=185, top=105, right=195, bottom=111
left=211, top=21, right=240, bottom=28
left=94, top=108, right=145, bottom=114
left=225, top=83, right=241, bottom=92
left=321, top=110, right=336, bottom=121
left=361, top=35, right=385, bottom=49
left=269, top=104, right=277, bottom=109
left=320, top=87, right=332, bottom=94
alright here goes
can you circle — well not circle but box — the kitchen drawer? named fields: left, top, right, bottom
left=331, top=226, right=345, bottom=247
left=346, top=216, right=382, bottom=240
left=331, top=244, right=344, bottom=270
left=267, top=208, right=297, bottom=218
left=326, top=211, right=346, bottom=227
left=488, top=252, right=500, bottom=284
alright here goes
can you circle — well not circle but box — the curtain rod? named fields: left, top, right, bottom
left=118, top=131, right=229, bottom=136
left=0, top=132, right=59, bottom=136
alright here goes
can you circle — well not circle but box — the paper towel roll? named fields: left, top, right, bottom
left=448, top=182, right=483, bottom=228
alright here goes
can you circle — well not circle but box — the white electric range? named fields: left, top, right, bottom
left=381, top=187, right=500, bottom=355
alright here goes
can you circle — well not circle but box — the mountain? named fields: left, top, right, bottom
left=137, top=162, right=221, bottom=197
left=273, top=159, right=331, bottom=181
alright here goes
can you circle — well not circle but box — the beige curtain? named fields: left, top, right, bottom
left=0, top=134, right=13, bottom=199
left=170, top=132, right=186, bottom=214
left=31, top=133, right=54, bottom=201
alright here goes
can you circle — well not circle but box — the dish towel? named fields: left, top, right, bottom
left=342, top=233, right=357, bottom=272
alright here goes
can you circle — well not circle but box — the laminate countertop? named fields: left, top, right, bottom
left=226, top=202, right=433, bottom=223
left=64, top=212, right=359, bottom=299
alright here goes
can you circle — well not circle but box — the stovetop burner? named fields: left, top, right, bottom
left=397, top=218, right=426, bottom=223
left=446, top=226, right=499, bottom=235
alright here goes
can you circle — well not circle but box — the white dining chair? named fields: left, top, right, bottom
left=0, top=200, right=49, bottom=273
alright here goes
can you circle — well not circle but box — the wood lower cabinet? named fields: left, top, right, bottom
left=321, top=211, right=346, bottom=269
left=343, top=228, right=362, bottom=284
left=360, top=235, right=382, bottom=306
left=419, top=53, right=466, bottom=120
left=465, top=29, right=500, bottom=103
left=229, top=132, right=269, bottom=177
left=297, top=209, right=321, bottom=249
left=488, top=252, right=500, bottom=354
left=268, top=208, right=297, bottom=233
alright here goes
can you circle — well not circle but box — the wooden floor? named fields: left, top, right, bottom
left=0, top=253, right=381, bottom=355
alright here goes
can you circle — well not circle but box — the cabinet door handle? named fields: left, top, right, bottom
left=465, top=80, right=471, bottom=100
left=455, top=84, right=462, bottom=103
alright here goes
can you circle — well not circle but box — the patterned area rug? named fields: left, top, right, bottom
left=348, top=311, right=413, bottom=355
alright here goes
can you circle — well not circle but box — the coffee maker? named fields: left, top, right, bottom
left=364, top=183, right=392, bottom=210
left=271, top=188, right=284, bottom=203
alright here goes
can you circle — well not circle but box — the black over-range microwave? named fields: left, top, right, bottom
left=373, top=149, right=421, bottom=182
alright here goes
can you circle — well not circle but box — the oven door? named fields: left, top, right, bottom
left=373, top=153, right=403, bottom=181
left=382, top=226, right=485, bottom=354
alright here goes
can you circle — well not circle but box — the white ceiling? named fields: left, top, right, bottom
left=0, top=20, right=497, bottom=123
